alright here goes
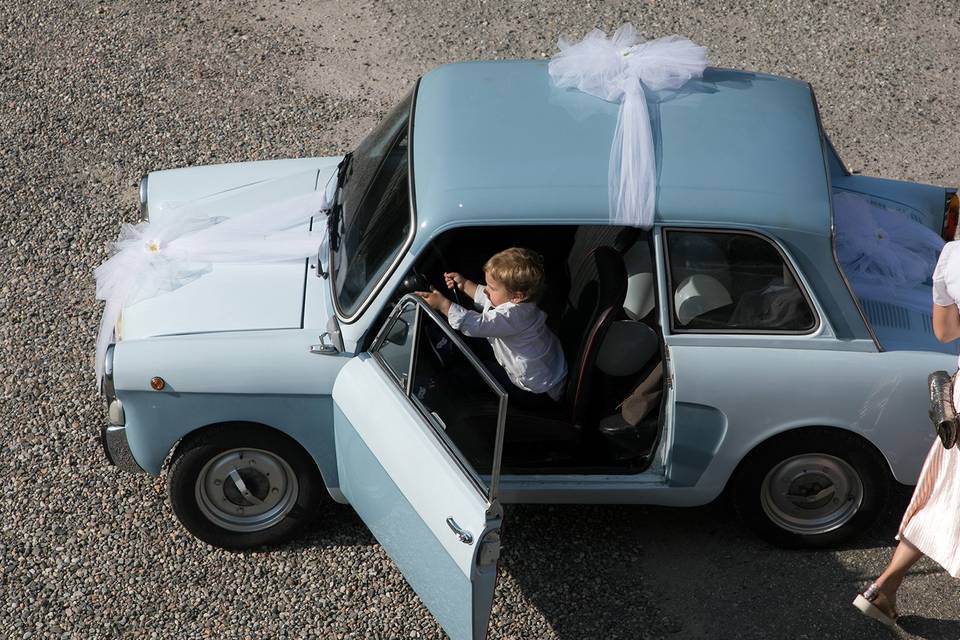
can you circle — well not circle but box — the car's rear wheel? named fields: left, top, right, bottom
left=169, top=424, right=324, bottom=550
left=732, top=429, right=890, bottom=548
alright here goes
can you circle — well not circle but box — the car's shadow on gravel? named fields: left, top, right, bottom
left=286, top=502, right=375, bottom=551
left=897, top=616, right=960, bottom=639
left=494, top=485, right=938, bottom=640
left=284, top=485, right=954, bottom=639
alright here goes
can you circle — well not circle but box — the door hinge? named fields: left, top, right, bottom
left=477, top=531, right=501, bottom=567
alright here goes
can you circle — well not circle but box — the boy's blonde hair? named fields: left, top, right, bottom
left=483, top=247, right=545, bottom=302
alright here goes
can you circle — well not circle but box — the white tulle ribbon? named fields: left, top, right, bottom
left=549, top=25, right=708, bottom=228
left=94, top=188, right=330, bottom=386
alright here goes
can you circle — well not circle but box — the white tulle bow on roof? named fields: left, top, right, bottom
left=549, top=24, right=708, bottom=228
left=94, top=188, right=329, bottom=386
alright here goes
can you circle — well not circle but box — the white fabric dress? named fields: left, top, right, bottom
left=898, top=240, right=960, bottom=576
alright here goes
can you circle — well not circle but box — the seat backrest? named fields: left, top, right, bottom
left=566, top=225, right=639, bottom=279
left=559, top=246, right=628, bottom=425
left=622, top=240, right=656, bottom=320
left=596, top=320, right=659, bottom=377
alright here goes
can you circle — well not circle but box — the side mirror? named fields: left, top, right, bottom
left=386, top=318, right=410, bottom=346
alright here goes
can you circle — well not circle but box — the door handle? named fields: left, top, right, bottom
left=445, top=517, right=473, bottom=544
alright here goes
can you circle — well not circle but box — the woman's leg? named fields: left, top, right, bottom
left=874, top=538, right=924, bottom=607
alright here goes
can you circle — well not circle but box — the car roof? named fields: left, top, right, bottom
left=410, top=60, right=831, bottom=247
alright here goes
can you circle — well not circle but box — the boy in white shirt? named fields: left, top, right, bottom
left=416, top=247, right=567, bottom=408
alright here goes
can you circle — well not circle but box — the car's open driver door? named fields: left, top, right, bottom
left=331, top=295, right=506, bottom=640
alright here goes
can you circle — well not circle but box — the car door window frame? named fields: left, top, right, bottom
left=370, top=297, right=417, bottom=394
left=662, top=226, right=821, bottom=336
left=370, top=294, right=508, bottom=502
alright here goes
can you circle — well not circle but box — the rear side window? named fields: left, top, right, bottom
left=665, top=230, right=816, bottom=333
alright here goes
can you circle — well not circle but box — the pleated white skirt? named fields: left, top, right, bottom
left=897, top=382, right=960, bottom=577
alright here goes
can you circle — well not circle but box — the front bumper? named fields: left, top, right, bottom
left=100, top=424, right=146, bottom=474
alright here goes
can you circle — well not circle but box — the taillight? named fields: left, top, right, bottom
left=943, top=191, right=958, bottom=241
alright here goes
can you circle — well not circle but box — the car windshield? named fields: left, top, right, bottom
left=331, top=88, right=414, bottom=319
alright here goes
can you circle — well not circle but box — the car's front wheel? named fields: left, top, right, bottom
left=168, top=424, right=324, bottom=550
left=732, top=429, right=890, bottom=548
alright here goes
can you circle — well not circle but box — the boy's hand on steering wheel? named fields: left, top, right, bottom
left=415, top=287, right=452, bottom=315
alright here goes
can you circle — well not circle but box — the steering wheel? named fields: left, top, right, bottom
left=401, top=270, right=431, bottom=293
left=422, top=241, right=466, bottom=306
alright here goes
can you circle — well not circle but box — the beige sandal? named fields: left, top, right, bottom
left=853, top=583, right=899, bottom=627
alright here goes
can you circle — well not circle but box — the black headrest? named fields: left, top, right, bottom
left=566, top=226, right=640, bottom=279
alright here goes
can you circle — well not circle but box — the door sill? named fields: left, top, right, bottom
left=498, top=468, right=666, bottom=486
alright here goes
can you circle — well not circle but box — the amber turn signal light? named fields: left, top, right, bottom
left=150, top=376, right=166, bottom=391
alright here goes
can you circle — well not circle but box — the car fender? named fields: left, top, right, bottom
left=673, top=347, right=952, bottom=502
left=112, top=329, right=352, bottom=499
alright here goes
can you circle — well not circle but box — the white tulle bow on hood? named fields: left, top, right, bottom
left=94, top=187, right=329, bottom=387
left=549, top=25, right=708, bottom=228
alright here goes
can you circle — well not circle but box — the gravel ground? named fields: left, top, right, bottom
left=3, top=1, right=960, bottom=638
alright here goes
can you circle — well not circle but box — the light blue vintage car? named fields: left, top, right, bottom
left=100, top=61, right=958, bottom=639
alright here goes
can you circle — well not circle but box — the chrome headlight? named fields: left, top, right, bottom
left=108, top=398, right=125, bottom=426
left=102, top=344, right=125, bottom=425
left=101, top=343, right=116, bottom=400
left=138, top=174, right=149, bottom=221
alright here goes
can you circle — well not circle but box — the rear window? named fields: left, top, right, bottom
left=665, top=229, right=816, bottom=333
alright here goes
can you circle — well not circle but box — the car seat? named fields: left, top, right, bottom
left=566, top=225, right=639, bottom=280
left=674, top=274, right=733, bottom=326
left=558, top=245, right=629, bottom=427
left=622, top=240, right=656, bottom=321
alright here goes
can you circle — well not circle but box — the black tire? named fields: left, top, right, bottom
left=168, top=424, right=324, bottom=550
left=731, top=429, right=890, bottom=548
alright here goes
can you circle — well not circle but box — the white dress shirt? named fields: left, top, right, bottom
left=447, top=285, right=567, bottom=400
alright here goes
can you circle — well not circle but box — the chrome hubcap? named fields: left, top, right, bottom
left=195, top=448, right=299, bottom=533
left=760, top=454, right=863, bottom=535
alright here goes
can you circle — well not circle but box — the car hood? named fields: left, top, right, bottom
left=119, top=167, right=336, bottom=341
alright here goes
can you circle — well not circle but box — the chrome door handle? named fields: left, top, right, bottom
left=445, top=517, right=473, bottom=544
